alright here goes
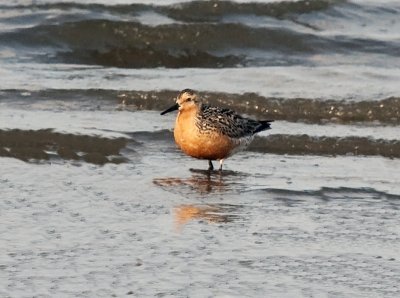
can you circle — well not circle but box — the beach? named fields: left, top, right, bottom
left=1, top=0, right=400, bottom=297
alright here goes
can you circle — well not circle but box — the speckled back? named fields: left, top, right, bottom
left=195, top=104, right=268, bottom=138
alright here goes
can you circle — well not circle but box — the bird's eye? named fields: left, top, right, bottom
left=187, top=98, right=192, bottom=102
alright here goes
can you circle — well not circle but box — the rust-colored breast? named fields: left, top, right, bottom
left=174, top=108, right=236, bottom=160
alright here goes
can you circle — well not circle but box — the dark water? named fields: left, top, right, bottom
left=1, top=0, right=400, bottom=68
left=1, top=0, right=400, bottom=297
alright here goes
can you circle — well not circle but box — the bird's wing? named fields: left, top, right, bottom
left=197, top=105, right=262, bottom=138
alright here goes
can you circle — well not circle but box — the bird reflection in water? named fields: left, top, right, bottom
left=153, top=168, right=245, bottom=194
left=174, top=204, right=239, bottom=229
left=153, top=169, right=245, bottom=229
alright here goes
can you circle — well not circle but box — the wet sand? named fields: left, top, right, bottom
left=2, top=152, right=400, bottom=297
left=1, top=102, right=400, bottom=297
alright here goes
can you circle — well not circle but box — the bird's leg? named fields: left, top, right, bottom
left=208, top=160, right=214, bottom=171
left=219, top=159, right=224, bottom=171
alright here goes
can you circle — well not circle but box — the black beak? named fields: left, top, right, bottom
left=160, top=103, right=179, bottom=115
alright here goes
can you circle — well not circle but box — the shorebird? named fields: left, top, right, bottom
left=161, top=89, right=273, bottom=171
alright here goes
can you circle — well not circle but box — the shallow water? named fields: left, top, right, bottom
left=2, top=130, right=400, bottom=297
left=1, top=0, right=400, bottom=297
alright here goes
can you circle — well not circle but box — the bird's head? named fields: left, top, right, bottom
left=160, top=89, right=199, bottom=115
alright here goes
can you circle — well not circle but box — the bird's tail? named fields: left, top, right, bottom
left=255, top=120, right=274, bottom=133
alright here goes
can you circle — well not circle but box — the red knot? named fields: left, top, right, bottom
left=161, top=89, right=273, bottom=171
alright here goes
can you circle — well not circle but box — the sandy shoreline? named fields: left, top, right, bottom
left=2, top=148, right=400, bottom=297
left=1, top=0, right=400, bottom=296
left=1, top=105, right=399, bottom=297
